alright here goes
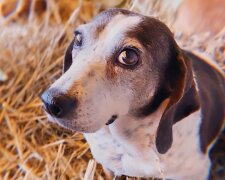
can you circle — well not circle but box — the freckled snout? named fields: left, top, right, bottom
left=41, top=88, right=76, bottom=118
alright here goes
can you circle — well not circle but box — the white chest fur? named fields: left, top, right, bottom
left=84, top=110, right=210, bottom=180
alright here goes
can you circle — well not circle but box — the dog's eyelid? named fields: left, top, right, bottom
left=122, top=44, right=138, bottom=50
left=115, top=44, right=140, bottom=55
left=74, top=30, right=82, bottom=35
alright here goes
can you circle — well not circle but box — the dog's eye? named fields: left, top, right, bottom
left=74, top=31, right=82, bottom=47
left=118, top=49, right=139, bottom=66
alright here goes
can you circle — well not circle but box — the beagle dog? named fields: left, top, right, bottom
left=41, top=9, right=225, bottom=180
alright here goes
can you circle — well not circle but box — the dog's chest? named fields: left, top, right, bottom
left=84, top=111, right=210, bottom=179
left=84, top=116, right=167, bottom=178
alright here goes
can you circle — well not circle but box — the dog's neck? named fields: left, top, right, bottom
left=107, top=99, right=168, bottom=154
left=84, top=100, right=210, bottom=179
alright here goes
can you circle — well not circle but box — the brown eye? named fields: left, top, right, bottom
left=74, top=31, right=82, bottom=47
left=117, top=49, right=139, bottom=66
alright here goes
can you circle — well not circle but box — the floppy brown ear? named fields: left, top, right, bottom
left=184, top=51, right=225, bottom=153
left=63, top=40, right=74, bottom=73
left=156, top=52, right=200, bottom=154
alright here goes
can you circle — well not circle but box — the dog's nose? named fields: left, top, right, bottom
left=41, top=88, right=76, bottom=118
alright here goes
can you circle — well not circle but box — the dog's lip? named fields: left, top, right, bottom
left=106, top=115, right=118, bottom=125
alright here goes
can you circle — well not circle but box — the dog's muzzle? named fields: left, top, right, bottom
left=41, top=88, right=76, bottom=118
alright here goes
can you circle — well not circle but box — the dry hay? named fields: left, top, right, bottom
left=0, top=0, right=224, bottom=179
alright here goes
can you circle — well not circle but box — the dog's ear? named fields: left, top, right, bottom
left=184, top=51, right=225, bottom=153
left=156, top=51, right=200, bottom=154
left=63, top=40, right=74, bottom=73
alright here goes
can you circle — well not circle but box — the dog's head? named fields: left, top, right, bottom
left=41, top=8, right=225, bottom=154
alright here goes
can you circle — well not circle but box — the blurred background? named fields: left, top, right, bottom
left=0, top=0, right=224, bottom=179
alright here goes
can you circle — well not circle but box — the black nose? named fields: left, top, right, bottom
left=41, top=88, right=76, bottom=118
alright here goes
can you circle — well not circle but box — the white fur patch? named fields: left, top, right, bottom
left=85, top=106, right=210, bottom=179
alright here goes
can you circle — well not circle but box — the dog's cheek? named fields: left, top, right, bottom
left=107, top=84, right=133, bottom=115
left=106, top=61, right=117, bottom=80
left=117, top=70, right=157, bottom=113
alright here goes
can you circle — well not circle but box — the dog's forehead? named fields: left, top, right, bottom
left=80, top=9, right=174, bottom=59
left=87, top=9, right=143, bottom=41
left=91, top=8, right=141, bottom=29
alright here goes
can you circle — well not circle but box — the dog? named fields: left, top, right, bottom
left=41, top=8, right=225, bottom=180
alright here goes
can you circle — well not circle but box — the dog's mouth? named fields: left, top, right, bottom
left=106, top=115, right=118, bottom=125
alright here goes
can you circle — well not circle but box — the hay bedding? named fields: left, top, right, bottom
left=0, top=0, right=224, bottom=179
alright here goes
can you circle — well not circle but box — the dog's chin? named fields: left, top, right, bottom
left=46, top=113, right=118, bottom=133
left=46, top=115, right=99, bottom=133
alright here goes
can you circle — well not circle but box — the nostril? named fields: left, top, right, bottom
left=48, top=104, right=62, bottom=117
left=41, top=88, right=76, bottom=118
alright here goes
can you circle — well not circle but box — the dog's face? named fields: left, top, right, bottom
left=41, top=8, right=225, bottom=154
left=41, top=9, right=181, bottom=134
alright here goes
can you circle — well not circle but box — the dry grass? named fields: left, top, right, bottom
left=0, top=0, right=224, bottom=179
left=0, top=1, right=107, bottom=179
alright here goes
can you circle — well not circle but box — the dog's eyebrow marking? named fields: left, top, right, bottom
left=94, top=24, right=106, bottom=38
